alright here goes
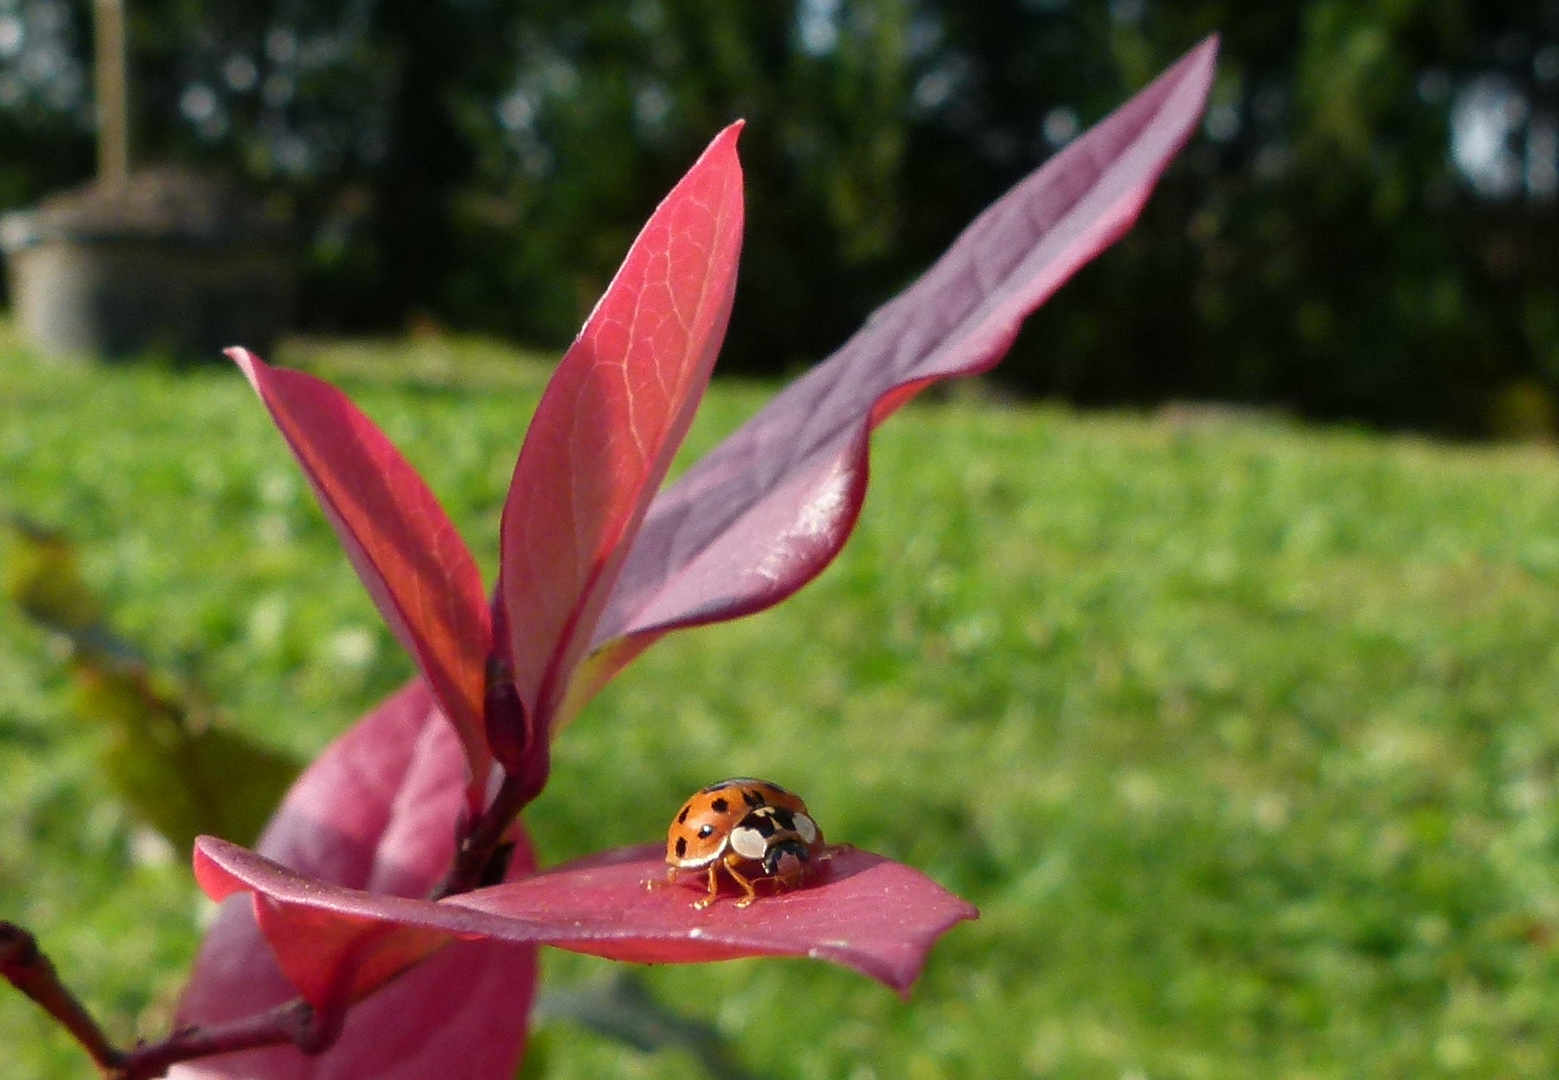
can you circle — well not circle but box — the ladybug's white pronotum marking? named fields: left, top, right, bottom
left=793, top=812, right=818, bottom=844
left=727, top=823, right=768, bottom=860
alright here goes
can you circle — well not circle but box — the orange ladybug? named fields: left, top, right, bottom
left=663, top=778, right=825, bottom=908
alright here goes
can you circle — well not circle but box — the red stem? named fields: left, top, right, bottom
left=435, top=744, right=548, bottom=898
left=1, top=921, right=124, bottom=1073
left=113, top=999, right=329, bottom=1080
left=438, top=656, right=551, bottom=896
left=2, top=920, right=342, bottom=1080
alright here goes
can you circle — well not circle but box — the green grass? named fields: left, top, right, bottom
left=8, top=330, right=1559, bottom=1079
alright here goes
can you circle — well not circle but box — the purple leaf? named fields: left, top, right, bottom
left=193, top=838, right=974, bottom=999
left=496, top=123, right=744, bottom=742
left=576, top=37, right=1219, bottom=704
left=229, top=351, right=492, bottom=815
left=176, top=680, right=538, bottom=1079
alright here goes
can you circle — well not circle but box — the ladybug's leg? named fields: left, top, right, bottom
left=723, top=855, right=761, bottom=908
left=692, top=864, right=721, bottom=909
left=646, top=865, right=677, bottom=891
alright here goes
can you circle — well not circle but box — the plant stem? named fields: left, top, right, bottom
left=112, top=999, right=326, bottom=1080
left=1, top=921, right=125, bottom=1072
left=2, top=921, right=340, bottom=1080
left=435, top=655, right=553, bottom=898
left=435, top=765, right=537, bottom=898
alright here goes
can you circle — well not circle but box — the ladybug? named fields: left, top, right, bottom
left=663, top=778, right=826, bottom=908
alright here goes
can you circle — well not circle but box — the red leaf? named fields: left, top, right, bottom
left=582, top=38, right=1219, bottom=696
left=176, top=680, right=539, bottom=1079
left=457, top=844, right=978, bottom=997
left=193, top=838, right=973, bottom=999
left=230, top=349, right=492, bottom=814
left=496, top=123, right=744, bottom=739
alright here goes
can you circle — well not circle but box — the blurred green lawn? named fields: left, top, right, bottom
left=8, top=331, right=1559, bottom=1079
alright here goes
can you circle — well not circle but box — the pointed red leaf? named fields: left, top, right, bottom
left=230, top=349, right=492, bottom=813
left=579, top=38, right=1218, bottom=701
left=193, top=837, right=973, bottom=999
left=456, top=844, right=978, bottom=996
left=177, top=680, right=538, bottom=1079
left=496, top=123, right=744, bottom=739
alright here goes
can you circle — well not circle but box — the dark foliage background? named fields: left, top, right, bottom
left=0, top=0, right=1555, bottom=434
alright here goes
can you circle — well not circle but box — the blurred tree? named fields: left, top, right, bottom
left=1004, top=0, right=1559, bottom=434
left=0, top=0, right=1555, bottom=434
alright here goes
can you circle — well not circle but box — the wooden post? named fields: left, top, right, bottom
left=93, top=0, right=128, bottom=187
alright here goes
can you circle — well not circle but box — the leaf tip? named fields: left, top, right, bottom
left=1178, top=33, right=1221, bottom=95
left=224, top=345, right=267, bottom=392
left=191, top=835, right=247, bottom=904
left=704, top=119, right=745, bottom=168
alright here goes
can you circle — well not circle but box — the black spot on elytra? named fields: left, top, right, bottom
left=675, top=837, right=687, bottom=858
left=710, top=797, right=729, bottom=814
left=677, top=805, right=690, bottom=824
left=698, top=824, right=715, bottom=838
left=742, top=787, right=765, bottom=808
